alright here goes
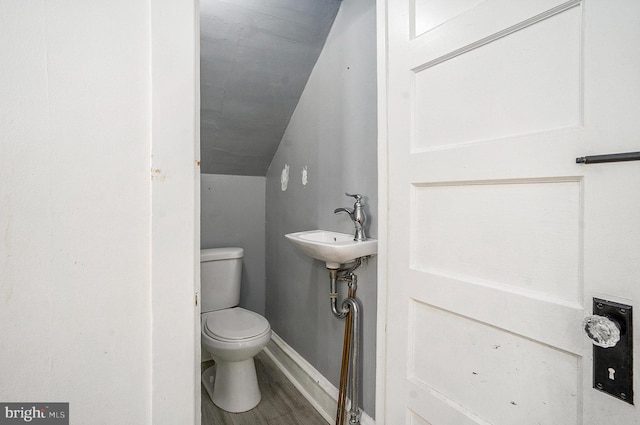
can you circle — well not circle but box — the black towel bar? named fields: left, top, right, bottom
left=576, top=151, right=640, bottom=164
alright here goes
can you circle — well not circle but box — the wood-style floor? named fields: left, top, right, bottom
left=201, top=351, right=329, bottom=425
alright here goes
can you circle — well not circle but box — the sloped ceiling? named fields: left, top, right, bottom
left=200, top=0, right=341, bottom=176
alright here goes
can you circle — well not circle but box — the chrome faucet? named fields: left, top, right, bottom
left=334, top=193, right=368, bottom=241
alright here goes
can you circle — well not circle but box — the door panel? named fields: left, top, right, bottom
left=408, top=301, right=579, bottom=424
left=383, top=0, right=640, bottom=423
left=411, top=180, right=582, bottom=301
left=412, top=6, right=581, bottom=150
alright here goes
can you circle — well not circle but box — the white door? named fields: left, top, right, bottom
left=381, top=0, right=640, bottom=423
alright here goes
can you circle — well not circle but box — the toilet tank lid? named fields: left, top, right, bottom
left=201, top=247, right=243, bottom=261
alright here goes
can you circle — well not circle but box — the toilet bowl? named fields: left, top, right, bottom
left=200, top=247, right=271, bottom=413
left=201, top=307, right=271, bottom=413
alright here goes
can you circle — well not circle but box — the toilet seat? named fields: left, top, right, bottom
left=204, top=307, right=270, bottom=342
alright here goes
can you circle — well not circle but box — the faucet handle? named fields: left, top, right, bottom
left=345, top=193, right=363, bottom=202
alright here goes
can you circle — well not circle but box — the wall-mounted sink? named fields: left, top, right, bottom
left=285, top=230, right=377, bottom=269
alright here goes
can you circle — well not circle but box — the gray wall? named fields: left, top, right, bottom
left=265, top=0, right=377, bottom=416
left=201, top=174, right=266, bottom=315
left=200, top=0, right=340, bottom=176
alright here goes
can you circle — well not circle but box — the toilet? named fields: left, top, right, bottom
left=200, top=247, right=271, bottom=413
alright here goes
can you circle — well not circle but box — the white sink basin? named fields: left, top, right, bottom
left=285, top=230, right=377, bottom=269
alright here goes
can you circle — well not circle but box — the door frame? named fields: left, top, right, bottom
left=150, top=0, right=201, bottom=424
left=375, top=0, right=389, bottom=421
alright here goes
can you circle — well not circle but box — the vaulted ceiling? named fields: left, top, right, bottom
left=200, top=0, right=341, bottom=176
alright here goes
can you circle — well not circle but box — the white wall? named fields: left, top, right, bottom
left=201, top=174, right=266, bottom=315
left=0, top=1, right=198, bottom=424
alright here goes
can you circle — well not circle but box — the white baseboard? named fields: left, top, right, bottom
left=263, top=332, right=375, bottom=425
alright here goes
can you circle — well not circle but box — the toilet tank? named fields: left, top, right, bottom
left=200, top=247, right=243, bottom=313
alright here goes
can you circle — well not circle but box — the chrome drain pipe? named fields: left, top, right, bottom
left=328, top=258, right=361, bottom=318
left=328, top=259, right=363, bottom=425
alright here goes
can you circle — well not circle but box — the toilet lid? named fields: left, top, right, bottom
left=204, top=307, right=270, bottom=341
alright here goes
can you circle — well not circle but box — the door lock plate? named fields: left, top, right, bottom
left=592, top=298, right=633, bottom=404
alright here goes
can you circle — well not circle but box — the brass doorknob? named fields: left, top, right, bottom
left=582, top=315, right=621, bottom=348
